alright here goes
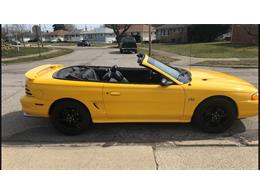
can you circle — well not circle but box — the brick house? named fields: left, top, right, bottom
left=231, top=24, right=258, bottom=44
left=124, top=24, right=156, bottom=42
left=155, top=24, right=190, bottom=43
left=46, top=30, right=68, bottom=42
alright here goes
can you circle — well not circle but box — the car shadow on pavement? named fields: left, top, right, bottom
left=109, top=51, right=136, bottom=55
left=2, top=111, right=246, bottom=145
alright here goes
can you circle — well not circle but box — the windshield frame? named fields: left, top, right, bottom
left=141, top=55, right=191, bottom=84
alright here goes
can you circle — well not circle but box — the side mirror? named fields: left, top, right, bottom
left=161, top=78, right=173, bottom=86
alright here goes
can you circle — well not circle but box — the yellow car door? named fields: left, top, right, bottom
left=103, top=82, right=185, bottom=122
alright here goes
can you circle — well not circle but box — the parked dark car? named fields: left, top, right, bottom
left=28, top=38, right=39, bottom=42
left=77, top=40, right=91, bottom=47
left=120, top=37, right=137, bottom=54
left=10, top=40, right=21, bottom=45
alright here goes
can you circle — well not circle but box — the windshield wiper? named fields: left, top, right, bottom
left=176, top=70, right=191, bottom=81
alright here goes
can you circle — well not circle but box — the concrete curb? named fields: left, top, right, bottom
left=3, top=139, right=249, bottom=147
left=174, top=140, right=240, bottom=146
left=244, top=140, right=258, bottom=146
left=190, top=64, right=258, bottom=69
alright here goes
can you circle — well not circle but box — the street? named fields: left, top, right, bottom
left=1, top=47, right=258, bottom=169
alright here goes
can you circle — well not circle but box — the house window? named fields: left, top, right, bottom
left=162, top=30, right=165, bottom=36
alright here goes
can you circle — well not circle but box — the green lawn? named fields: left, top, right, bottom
left=194, top=59, right=258, bottom=66
left=2, top=47, right=51, bottom=58
left=142, top=41, right=258, bottom=58
left=3, top=48, right=74, bottom=64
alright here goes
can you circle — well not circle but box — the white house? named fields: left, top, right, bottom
left=81, top=27, right=116, bottom=44
left=64, top=29, right=84, bottom=42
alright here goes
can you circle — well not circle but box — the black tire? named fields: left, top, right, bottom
left=192, top=97, right=236, bottom=133
left=120, top=49, right=123, bottom=54
left=50, top=100, right=91, bottom=135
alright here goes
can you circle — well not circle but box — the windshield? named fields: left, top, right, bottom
left=147, top=57, right=191, bottom=84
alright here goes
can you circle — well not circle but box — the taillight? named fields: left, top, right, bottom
left=251, top=92, right=258, bottom=100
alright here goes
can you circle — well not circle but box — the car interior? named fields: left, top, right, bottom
left=53, top=65, right=164, bottom=84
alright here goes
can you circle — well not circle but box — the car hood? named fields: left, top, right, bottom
left=188, top=68, right=255, bottom=88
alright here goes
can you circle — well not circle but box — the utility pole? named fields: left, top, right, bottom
left=36, top=26, right=41, bottom=56
left=148, top=24, right=152, bottom=56
left=16, top=33, right=20, bottom=53
left=39, top=24, right=44, bottom=48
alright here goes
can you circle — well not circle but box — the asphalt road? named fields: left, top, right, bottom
left=1, top=47, right=258, bottom=169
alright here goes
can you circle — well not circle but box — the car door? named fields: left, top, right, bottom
left=102, top=82, right=185, bottom=122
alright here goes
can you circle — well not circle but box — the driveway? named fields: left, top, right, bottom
left=1, top=47, right=258, bottom=169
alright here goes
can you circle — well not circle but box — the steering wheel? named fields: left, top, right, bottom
left=103, top=65, right=122, bottom=81
left=111, top=65, right=118, bottom=72
left=149, top=70, right=157, bottom=80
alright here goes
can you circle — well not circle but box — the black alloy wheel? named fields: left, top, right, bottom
left=51, top=100, right=91, bottom=135
left=192, top=97, right=236, bottom=133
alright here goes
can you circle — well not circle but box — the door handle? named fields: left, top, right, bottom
left=109, top=92, right=121, bottom=96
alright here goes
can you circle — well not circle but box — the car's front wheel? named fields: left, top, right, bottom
left=50, top=100, right=91, bottom=135
left=192, top=97, right=237, bottom=133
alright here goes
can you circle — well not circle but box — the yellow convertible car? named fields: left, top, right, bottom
left=20, top=53, right=258, bottom=135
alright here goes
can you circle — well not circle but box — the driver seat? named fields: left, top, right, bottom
left=102, top=65, right=128, bottom=83
left=81, top=68, right=99, bottom=81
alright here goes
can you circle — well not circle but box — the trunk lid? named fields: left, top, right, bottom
left=25, top=64, right=64, bottom=80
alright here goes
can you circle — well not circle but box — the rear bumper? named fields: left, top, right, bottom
left=237, top=100, right=258, bottom=118
left=20, top=96, right=50, bottom=117
left=121, top=48, right=137, bottom=51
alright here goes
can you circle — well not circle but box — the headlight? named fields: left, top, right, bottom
left=251, top=92, right=258, bottom=100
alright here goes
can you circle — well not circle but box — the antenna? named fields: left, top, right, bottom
left=189, top=39, right=192, bottom=70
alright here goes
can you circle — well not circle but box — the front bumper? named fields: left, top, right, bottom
left=20, top=95, right=50, bottom=117
left=237, top=100, right=258, bottom=118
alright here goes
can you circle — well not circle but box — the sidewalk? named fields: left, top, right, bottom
left=2, top=144, right=258, bottom=169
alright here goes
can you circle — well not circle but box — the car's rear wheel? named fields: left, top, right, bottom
left=50, top=100, right=91, bottom=135
left=192, top=97, right=236, bottom=133
left=120, top=49, right=123, bottom=53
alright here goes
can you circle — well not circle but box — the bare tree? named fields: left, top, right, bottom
left=241, top=24, right=258, bottom=38
left=32, top=25, right=42, bottom=56
left=10, top=24, right=27, bottom=47
left=1, top=25, right=8, bottom=41
left=105, top=24, right=132, bottom=46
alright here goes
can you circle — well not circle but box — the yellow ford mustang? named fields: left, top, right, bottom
left=20, top=53, right=258, bottom=135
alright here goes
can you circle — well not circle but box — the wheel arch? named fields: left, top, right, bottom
left=49, top=98, right=93, bottom=122
left=191, top=95, right=238, bottom=121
